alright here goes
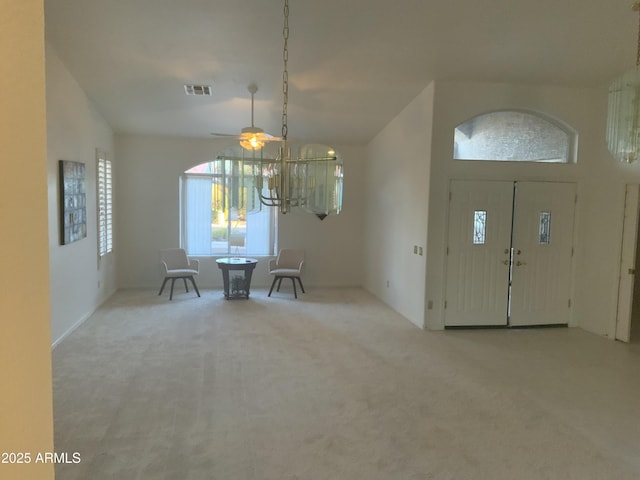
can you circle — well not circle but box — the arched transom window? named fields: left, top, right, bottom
left=454, top=110, right=576, bottom=163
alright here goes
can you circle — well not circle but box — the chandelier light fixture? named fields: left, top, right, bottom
left=212, top=0, right=344, bottom=219
left=607, top=1, right=640, bottom=164
left=251, top=0, right=344, bottom=217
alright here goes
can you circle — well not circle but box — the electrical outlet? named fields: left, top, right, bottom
left=418, top=247, right=423, bottom=256
left=427, top=300, right=433, bottom=310
left=413, top=245, right=418, bottom=254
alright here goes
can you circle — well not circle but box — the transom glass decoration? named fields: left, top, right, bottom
left=473, top=210, right=487, bottom=245
left=539, top=211, right=551, bottom=245
left=454, top=110, right=574, bottom=163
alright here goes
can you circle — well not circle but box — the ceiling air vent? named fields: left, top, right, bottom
left=184, top=84, right=213, bottom=96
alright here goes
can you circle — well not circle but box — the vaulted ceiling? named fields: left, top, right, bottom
left=45, top=0, right=636, bottom=146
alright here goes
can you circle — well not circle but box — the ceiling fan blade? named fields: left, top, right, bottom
left=210, top=132, right=284, bottom=142
left=210, top=132, right=240, bottom=138
left=211, top=85, right=285, bottom=144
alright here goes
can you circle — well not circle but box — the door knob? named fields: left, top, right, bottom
left=502, top=260, right=510, bottom=265
left=516, top=260, right=527, bottom=266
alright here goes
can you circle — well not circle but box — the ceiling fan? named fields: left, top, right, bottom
left=211, top=84, right=281, bottom=150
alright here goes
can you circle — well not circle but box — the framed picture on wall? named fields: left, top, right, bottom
left=59, top=160, right=87, bottom=245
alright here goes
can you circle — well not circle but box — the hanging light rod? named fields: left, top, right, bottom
left=239, top=84, right=273, bottom=151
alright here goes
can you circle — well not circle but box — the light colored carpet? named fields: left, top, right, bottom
left=53, top=287, right=640, bottom=479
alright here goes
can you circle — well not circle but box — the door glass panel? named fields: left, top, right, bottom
left=473, top=210, right=487, bottom=244
left=539, top=211, right=551, bottom=245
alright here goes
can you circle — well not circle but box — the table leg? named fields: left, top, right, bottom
left=244, top=268, right=254, bottom=298
left=221, top=268, right=230, bottom=299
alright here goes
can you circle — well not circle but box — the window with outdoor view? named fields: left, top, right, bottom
left=181, top=146, right=276, bottom=256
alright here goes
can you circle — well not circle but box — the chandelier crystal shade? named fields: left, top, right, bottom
left=210, top=141, right=343, bottom=220
left=252, top=144, right=344, bottom=217
left=607, top=2, right=640, bottom=164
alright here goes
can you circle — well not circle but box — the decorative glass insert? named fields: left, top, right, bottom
left=539, top=211, right=551, bottom=245
left=454, top=110, right=574, bottom=163
left=473, top=210, right=487, bottom=245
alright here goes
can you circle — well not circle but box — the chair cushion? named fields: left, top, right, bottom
left=270, top=268, right=300, bottom=276
left=165, top=269, right=198, bottom=277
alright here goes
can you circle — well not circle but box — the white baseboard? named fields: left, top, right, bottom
left=52, top=313, right=90, bottom=349
left=51, top=288, right=117, bottom=349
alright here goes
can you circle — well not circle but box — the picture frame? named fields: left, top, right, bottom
left=59, top=160, right=87, bottom=245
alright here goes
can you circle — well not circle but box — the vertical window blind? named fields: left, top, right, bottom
left=97, top=151, right=113, bottom=256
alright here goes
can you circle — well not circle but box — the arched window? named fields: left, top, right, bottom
left=181, top=145, right=276, bottom=256
left=454, top=110, right=576, bottom=163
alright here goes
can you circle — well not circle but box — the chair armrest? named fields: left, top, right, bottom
left=268, top=259, right=276, bottom=272
left=298, top=260, right=304, bottom=271
left=161, top=261, right=169, bottom=274
left=188, top=258, right=200, bottom=272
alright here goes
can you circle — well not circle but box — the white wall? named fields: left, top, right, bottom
left=424, top=81, right=629, bottom=337
left=115, top=134, right=364, bottom=290
left=1, top=3, right=54, bottom=478
left=46, top=45, right=117, bottom=346
left=363, top=83, right=434, bottom=328
left=364, top=79, right=637, bottom=338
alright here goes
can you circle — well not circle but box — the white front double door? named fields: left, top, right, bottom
left=444, top=180, right=576, bottom=327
